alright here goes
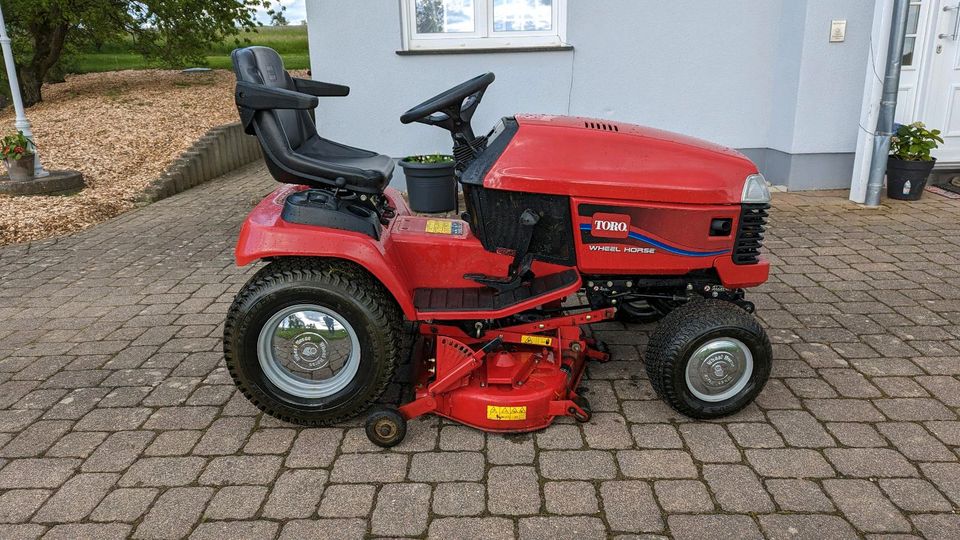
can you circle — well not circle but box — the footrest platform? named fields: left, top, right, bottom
left=413, top=269, right=579, bottom=316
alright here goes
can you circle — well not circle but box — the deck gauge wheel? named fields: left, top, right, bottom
left=365, top=407, right=407, bottom=448
left=569, top=395, right=593, bottom=423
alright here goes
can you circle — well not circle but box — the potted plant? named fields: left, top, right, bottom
left=398, top=153, right=457, bottom=213
left=1, top=131, right=36, bottom=182
left=887, top=122, right=943, bottom=201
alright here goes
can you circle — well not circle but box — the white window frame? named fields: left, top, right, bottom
left=901, top=0, right=924, bottom=70
left=400, top=0, right=568, bottom=52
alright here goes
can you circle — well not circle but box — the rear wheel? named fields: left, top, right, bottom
left=224, top=259, right=402, bottom=426
left=644, top=299, right=771, bottom=419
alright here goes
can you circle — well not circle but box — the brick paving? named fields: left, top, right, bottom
left=0, top=164, right=959, bottom=539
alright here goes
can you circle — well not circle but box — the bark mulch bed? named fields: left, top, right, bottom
left=0, top=69, right=257, bottom=246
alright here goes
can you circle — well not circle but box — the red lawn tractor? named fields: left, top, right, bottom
left=224, top=47, right=773, bottom=447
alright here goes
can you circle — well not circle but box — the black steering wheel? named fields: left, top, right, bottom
left=400, top=73, right=496, bottom=136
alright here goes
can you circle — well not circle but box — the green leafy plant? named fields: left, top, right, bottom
left=403, top=154, right=454, bottom=164
left=890, top=122, right=943, bottom=162
left=0, top=131, right=34, bottom=161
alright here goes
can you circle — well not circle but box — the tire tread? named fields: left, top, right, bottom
left=644, top=299, right=771, bottom=418
left=223, top=257, right=403, bottom=426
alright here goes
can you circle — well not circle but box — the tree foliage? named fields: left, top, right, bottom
left=0, top=0, right=270, bottom=106
left=269, top=3, right=288, bottom=26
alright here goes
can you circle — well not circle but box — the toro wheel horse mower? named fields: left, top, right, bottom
left=224, top=47, right=773, bottom=447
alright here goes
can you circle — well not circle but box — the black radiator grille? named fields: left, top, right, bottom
left=733, top=203, right=769, bottom=265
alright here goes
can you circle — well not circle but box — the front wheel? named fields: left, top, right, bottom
left=644, top=299, right=771, bottom=419
left=223, top=259, right=402, bottom=426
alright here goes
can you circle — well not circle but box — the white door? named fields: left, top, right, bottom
left=922, top=0, right=960, bottom=163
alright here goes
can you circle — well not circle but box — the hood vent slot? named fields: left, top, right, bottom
left=584, top=121, right=619, bottom=132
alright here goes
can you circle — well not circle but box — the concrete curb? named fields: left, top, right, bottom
left=138, top=122, right=261, bottom=203
left=0, top=170, right=85, bottom=196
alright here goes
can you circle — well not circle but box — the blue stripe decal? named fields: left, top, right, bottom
left=580, top=224, right=730, bottom=257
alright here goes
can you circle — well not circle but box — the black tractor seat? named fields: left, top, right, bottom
left=231, top=46, right=393, bottom=194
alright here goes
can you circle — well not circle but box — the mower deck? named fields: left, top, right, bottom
left=394, top=308, right=614, bottom=435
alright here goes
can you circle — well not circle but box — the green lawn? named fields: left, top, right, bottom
left=69, top=25, right=309, bottom=74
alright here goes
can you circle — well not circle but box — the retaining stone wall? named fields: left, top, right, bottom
left=139, top=123, right=261, bottom=203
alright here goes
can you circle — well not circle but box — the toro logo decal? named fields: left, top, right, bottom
left=590, top=213, right=631, bottom=239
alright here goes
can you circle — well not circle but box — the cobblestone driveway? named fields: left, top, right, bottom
left=0, top=164, right=959, bottom=539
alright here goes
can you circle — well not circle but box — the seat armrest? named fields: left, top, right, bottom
left=235, top=81, right=319, bottom=111
left=294, top=77, right=350, bottom=97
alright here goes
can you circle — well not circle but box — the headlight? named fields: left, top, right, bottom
left=741, top=174, right=771, bottom=204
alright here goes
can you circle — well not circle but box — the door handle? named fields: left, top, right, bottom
left=939, top=3, right=960, bottom=40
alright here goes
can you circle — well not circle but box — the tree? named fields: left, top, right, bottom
left=0, top=0, right=268, bottom=106
left=269, top=4, right=288, bottom=26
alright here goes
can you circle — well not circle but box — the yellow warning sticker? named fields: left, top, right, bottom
left=487, top=405, right=527, bottom=421
left=520, top=335, right=553, bottom=347
left=425, top=219, right=453, bottom=235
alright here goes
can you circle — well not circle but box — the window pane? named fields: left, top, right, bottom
left=415, top=0, right=475, bottom=33
left=907, top=4, right=920, bottom=35
left=493, top=0, right=553, bottom=32
left=903, top=36, right=916, bottom=66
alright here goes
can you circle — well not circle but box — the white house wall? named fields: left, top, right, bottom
left=307, top=0, right=877, bottom=190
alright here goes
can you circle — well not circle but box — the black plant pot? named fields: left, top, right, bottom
left=886, top=156, right=935, bottom=201
left=399, top=157, right=457, bottom=213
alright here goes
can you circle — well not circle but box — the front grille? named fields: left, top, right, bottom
left=732, top=203, right=769, bottom=264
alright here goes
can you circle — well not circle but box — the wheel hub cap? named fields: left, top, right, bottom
left=257, top=304, right=360, bottom=399
left=291, top=332, right=330, bottom=371
left=684, top=338, right=753, bottom=402
left=376, top=420, right=396, bottom=438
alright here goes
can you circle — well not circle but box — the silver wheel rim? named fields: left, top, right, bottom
left=684, top=337, right=753, bottom=402
left=257, top=304, right=361, bottom=399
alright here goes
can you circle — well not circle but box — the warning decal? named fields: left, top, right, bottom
left=487, top=405, right=527, bottom=421
left=520, top=335, right=553, bottom=347
left=425, top=220, right=453, bottom=234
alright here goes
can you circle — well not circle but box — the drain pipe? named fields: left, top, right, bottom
left=865, top=0, right=911, bottom=207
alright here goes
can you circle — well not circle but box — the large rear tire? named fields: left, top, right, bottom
left=224, top=258, right=402, bottom=426
left=645, top=299, right=771, bottom=419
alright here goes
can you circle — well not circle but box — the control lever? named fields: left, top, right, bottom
left=464, top=209, right=540, bottom=293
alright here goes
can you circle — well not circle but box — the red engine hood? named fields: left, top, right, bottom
left=483, top=115, right=758, bottom=205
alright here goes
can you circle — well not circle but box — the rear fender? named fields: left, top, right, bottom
left=236, top=186, right=417, bottom=319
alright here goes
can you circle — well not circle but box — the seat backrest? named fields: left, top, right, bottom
left=231, top=46, right=313, bottom=150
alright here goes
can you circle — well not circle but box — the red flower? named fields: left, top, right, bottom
left=14, top=146, right=23, bottom=154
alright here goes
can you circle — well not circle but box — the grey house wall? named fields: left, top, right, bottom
left=306, top=0, right=875, bottom=191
